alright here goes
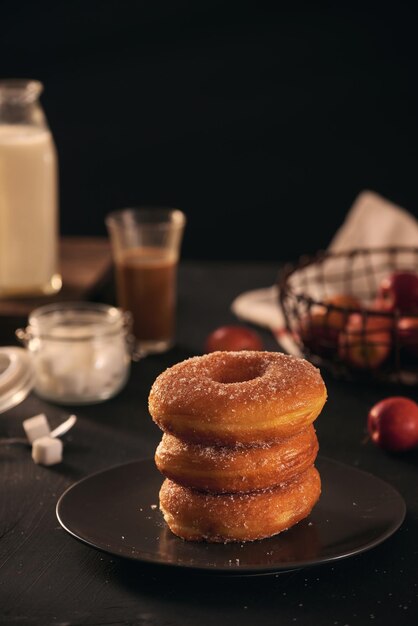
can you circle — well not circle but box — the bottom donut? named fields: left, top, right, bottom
left=159, top=465, right=321, bottom=543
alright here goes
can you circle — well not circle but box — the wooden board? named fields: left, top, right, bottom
left=0, top=237, right=112, bottom=317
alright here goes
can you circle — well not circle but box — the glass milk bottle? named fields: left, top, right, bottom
left=0, top=79, right=61, bottom=297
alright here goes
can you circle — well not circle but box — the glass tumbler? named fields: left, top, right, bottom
left=106, top=208, right=186, bottom=355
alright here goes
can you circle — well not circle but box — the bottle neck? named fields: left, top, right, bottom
left=0, top=80, right=47, bottom=129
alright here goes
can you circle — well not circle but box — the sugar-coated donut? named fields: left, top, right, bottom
left=155, top=425, right=319, bottom=493
left=149, top=351, right=327, bottom=445
left=159, top=465, right=321, bottom=542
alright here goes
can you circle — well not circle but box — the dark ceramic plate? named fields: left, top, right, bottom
left=56, top=457, right=405, bottom=576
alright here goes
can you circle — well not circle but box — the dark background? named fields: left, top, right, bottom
left=2, top=1, right=418, bottom=261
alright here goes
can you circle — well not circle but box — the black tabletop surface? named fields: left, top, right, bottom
left=1, top=261, right=417, bottom=626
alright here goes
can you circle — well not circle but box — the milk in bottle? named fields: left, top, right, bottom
left=0, top=80, right=61, bottom=297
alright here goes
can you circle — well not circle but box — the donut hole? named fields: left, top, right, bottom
left=211, top=360, right=265, bottom=384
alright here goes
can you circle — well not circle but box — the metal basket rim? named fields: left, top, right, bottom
left=278, top=246, right=418, bottom=315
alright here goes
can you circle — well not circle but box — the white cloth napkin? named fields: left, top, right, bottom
left=231, top=190, right=418, bottom=354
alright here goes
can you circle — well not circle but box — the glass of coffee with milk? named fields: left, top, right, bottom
left=0, top=79, right=61, bottom=297
left=106, top=208, right=186, bottom=355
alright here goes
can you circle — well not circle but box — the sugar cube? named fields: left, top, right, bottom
left=32, top=436, right=63, bottom=466
left=23, top=413, right=51, bottom=443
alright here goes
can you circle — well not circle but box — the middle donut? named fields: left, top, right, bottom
left=155, top=425, right=319, bottom=494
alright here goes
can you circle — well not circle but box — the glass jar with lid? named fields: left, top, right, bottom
left=0, top=79, right=61, bottom=297
left=16, top=302, right=132, bottom=404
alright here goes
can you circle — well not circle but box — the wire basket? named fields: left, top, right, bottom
left=278, top=247, right=418, bottom=385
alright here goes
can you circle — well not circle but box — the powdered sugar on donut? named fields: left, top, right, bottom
left=151, top=351, right=322, bottom=406
left=149, top=351, right=327, bottom=445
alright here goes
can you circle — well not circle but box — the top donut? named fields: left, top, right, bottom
left=148, top=350, right=327, bottom=446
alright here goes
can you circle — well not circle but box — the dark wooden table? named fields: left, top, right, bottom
left=0, top=237, right=112, bottom=317
left=0, top=261, right=417, bottom=626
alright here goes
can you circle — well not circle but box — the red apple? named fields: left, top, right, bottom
left=299, top=310, right=340, bottom=356
left=369, top=295, right=394, bottom=315
left=324, top=294, right=362, bottom=326
left=339, top=314, right=392, bottom=369
left=298, top=294, right=361, bottom=356
left=378, top=271, right=418, bottom=314
left=350, top=309, right=394, bottom=332
left=368, top=396, right=418, bottom=451
left=204, top=325, right=263, bottom=353
left=397, top=316, right=418, bottom=358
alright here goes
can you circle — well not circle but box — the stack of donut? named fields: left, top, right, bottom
left=148, top=350, right=327, bottom=543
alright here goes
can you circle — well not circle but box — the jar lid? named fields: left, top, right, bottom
left=0, top=347, right=35, bottom=414
left=27, top=301, right=126, bottom=340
